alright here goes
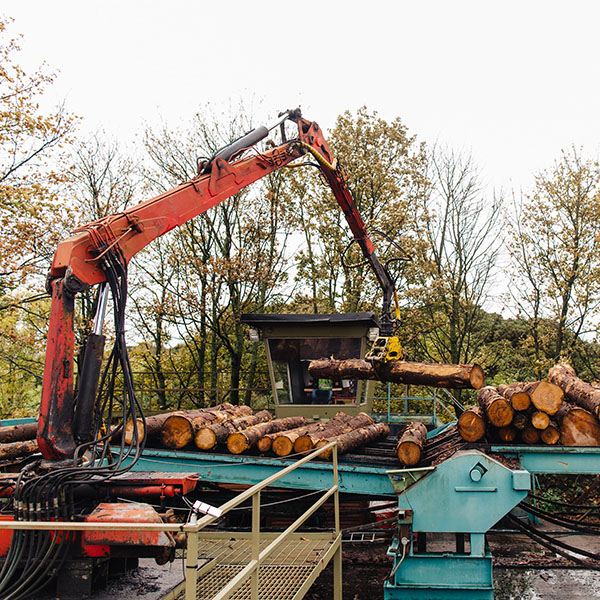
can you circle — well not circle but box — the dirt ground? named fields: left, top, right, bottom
left=47, top=528, right=600, bottom=600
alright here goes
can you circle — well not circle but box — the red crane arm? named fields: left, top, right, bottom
left=38, top=112, right=396, bottom=460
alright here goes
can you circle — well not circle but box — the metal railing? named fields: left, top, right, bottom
left=371, top=383, right=464, bottom=424
left=0, top=441, right=342, bottom=600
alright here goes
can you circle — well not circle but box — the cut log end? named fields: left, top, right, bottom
left=510, top=392, right=531, bottom=412
left=195, top=428, right=217, bottom=451
left=396, top=441, right=422, bottom=466
left=497, top=426, right=518, bottom=443
left=470, top=365, right=485, bottom=390
left=531, top=411, right=550, bottom=430
left=457, top=406, right=486, bottom=442
left=521, top=426, right=540, bottom=445
left=560, top=407, right=600, bottom=447
left=257, top=437, right=272, bottom=453
left=272, top=436, right=294, bottom=457
left=161, top=415, right=193, bottom=449
left=227, top=432, right=249, bottom=455
left=294, top=436, right=314, bottom=454
left=541, top=425, right=560, bottom=445
left=528, top=381, right=563, bottom=415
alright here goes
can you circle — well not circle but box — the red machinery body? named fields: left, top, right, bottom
left=37, top=110, right=396, bottom=460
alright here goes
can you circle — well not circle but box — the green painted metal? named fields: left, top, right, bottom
left=395, top=450, right=530, bottom=533
left=386, top=467, right=434, bottom=495
left=121, top=448, right=397, bottom=497
left=0, top=417, right=36, bottom=426
left=384, top=554, right=494, bottom=600
left=490, top=445, right=600, bottom=474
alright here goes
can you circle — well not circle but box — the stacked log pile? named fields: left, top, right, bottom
left=118, top=404, right=392, bottom=460
left=0, top=422, right=40, bottom=462
left=455, top=364, right=600, bottom=447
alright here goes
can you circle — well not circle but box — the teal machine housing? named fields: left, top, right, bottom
left=385, top=450, right=530, bottom=600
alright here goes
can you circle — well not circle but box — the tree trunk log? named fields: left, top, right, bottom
left=478, top=386, right=514, bottom=427
left=0, top=422, right=38, bottom=444
left=521, top=426, right=540, bottom=444
left=271, top=413, right=353, bottom=457
left=161, top=405, right=252, bottom=449
left=0, top=439, right=39, bottom=461
left=294, top=413, right=374, bottom=454
left=548, top=363, right=600, bottom=419
left=125, top=403, right=234, bottom=445
left=315, top=422, right=390, bottom=460
left=227, top=416, right=308, bottom=454
left=195, top=410, right=272, bottom=451
left=396, top=423, right=428, bottom=466
left=531, top=411, right=550, bottom=430
left=512, top=413, right=529, bottom=430
left=308, top=359, right=484, bottom=389
left=559, top=406, right=600, bottom=446
left=541, top=421, right=560, bottom=445
left=496, top=384, right=531, bottom=411
left=522, top=381, right=563, bottom=415
left=457, top=406, right=486, bottom=442
left=497, top=425, right=518, bottom=443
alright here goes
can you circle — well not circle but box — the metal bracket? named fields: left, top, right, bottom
left=386, top=467, right=435, bottom=495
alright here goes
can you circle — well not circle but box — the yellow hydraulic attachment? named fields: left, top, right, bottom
left=365, top=335, right=403, bottom=362
left=365, top=290, right=403, bottom=362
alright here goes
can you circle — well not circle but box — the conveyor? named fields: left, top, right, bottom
left=124, top=432, right=600, bottom=600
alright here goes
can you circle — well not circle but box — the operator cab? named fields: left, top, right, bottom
left=241, top=313, right=379, bottom=420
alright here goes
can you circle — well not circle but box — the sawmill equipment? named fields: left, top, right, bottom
left=118, top=425, right=600, bottom=600
left=0, top=109, right=403, bottom=598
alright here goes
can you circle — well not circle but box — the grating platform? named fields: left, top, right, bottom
left=164, top=532, right=340, bottom=600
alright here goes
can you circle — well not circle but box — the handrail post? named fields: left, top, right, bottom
left=332, top=442, right=342, bottom=600
left=251, top=491, right=261, bottom=600
left=185, top=526, right=199, bottom=600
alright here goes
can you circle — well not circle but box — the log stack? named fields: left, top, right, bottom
left=454, top=364, right=600, bottom=447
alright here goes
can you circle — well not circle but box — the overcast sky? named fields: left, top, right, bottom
left=4, top=1, right=600, bottom=193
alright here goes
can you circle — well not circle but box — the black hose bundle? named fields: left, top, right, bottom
left=0, top=249, right=145, bottom=599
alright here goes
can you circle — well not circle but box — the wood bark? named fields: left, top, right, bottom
left=294, top=413, right=374, bottom=454
left=315, top=422, right=390, bottom=460
left=540, top=421, right=560, bottom=445
left=521, top=381, right=563, bottom=415
left=559, top=406, right=600, bottom=446
left=548, top=363, right=600, bottom=419
left=125, top=403, right=234, bottom=445
left=270, top=413, right=353, bottom=457
left=478, top=386, right=514, bottom=427
left=521, top=426, right=540, bottom=444
left=497, top=426, right=518, bottom=443
left=195, top=410, right=272, bottom=451
left=531, top=411, right=550, bottom=430
left=512, top=413, right=529, bottom=430
left=161, top=405, right=252, bottom=449
left=457, top=406, right=486, bottom=442
left=0, top=439, right=39, bottom=461
left=496, top=384, right=531, bottom=411
left=0, top=422, right=38, bottom=444
left=227, top=416, right=308, bottom=454
left=396, top=423, right=428, bottom=466
left=308, top=359, right=484, bottom=390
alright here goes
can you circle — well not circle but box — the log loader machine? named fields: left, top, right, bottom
left=0, top=109, right=404, bottom=598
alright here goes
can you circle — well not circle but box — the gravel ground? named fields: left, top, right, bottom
left=39, top=528, right=600, bottom=599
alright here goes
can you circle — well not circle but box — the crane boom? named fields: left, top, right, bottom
left=38, top=110, right=397, bottom=460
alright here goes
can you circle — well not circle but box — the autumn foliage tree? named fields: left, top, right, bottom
left=507, top=148, right=600, bottom=372
left=0, top=18, right=74, bottom=414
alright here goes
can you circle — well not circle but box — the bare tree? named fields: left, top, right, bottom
left=416, top=146, right=502, bottom=365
